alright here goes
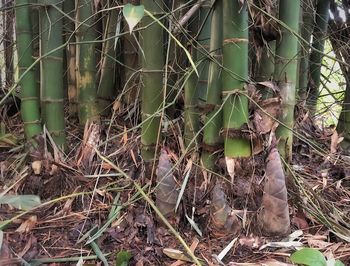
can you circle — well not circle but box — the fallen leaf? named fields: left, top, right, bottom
left=259, top=241, right=303, bottom=250
left=113, top=100, right=122, bottom=111
left=101, top=162, right=113, bottom=170
left=257, top=81, right=279, bottom=92
left=331, top=130, right=339, bottom=154
left=16, top=216, right=37, bottom=233
left=239, top=236, right=262, bottom=249
left=122, top=126, right=128, bottom=146
left=170, top=238, right=199, bottom=266
left=228, top=259, right=294, bottom=266
left=163, top=248, right=193, bottom=263
left=76, top=122, right=100, bottom=168
left=0, top=195, right=41, bottom=210
left=225, top=156, right=235, bottom=183
left=307, top=238, right=332, bottom=249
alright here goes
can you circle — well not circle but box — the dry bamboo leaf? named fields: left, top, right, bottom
left=330, top=130, right=343, bottom=154
left=16, top=216, right=37, bottom=233
left=253, top=97, right=281, bottom=134
left=239, top=236, right=262, bottom=249
left=211, top=182, right=241, bottom=236
left=252, top=136, right=264, bottom=155
left=76, top=122, right=100, bottom=168
left=226, top=157, right=235, bottom=183
left=155, top=149, right=179, bottom=221
left=259, top=147, right=290, bottom=235
left=163, top=248, right=193, bottom=263
left=101, top=162, right=113, bottom=170
left=122, top=126, right=128, bottom=146
left=130, top=149, right=138, bottom=166
left=228, top=259, right=294, bottom=266
left=171, top=238, right=199, bottom=266
left=257, top=81, right=278, bottom=92
left=113, top=100, right=122, bottom=112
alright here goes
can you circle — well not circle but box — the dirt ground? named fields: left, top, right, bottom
left=0, top=107, right=349, bottom=266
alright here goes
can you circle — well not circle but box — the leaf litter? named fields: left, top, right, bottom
left=0, top=104, right=349, bottom=265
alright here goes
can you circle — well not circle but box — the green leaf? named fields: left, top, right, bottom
left=290, top=248, right=327, bottom=266
left=335, top=260, right=345, bottom=266
left=116, top=251, right=132, bottom=266
left=90, top=241, right=108, bottom=266
left=122, top=4, right=144, bottom=34
left=0, top=195, right=41, bottom=210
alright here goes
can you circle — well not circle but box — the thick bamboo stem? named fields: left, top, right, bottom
left=39, top=0, right=66, bottom=148
left=140, top=0, right=164, bottom=160
left=15, top=0, right=42, bottom=139
left=222, top=0, right=251, bottom=158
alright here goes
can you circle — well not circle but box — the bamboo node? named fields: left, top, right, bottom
left=23, top=120, right=41, bottom=125
left=221, top=127, right=252, bottom=140
left=223, top=38, right=248, bottom=44
left=21, top=97, right=40, bottom=101
left=141, top=69, right=164, bottom=73
left=201, top=142, right=221, bottom=152
left=221, top=89, right=242, bottom=96
left=143, top=112, right=161, bottom=118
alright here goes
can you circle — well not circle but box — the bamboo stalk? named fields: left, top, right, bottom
left=97, top=0, right=118, bottom=115
left=121, top=0, right=140, bottom=106
left=39, top=0, right=66, bottom=148
left=222, top=0, right=251, bottom=158
left=298, top=0, right=316, bottom=100
left=15, top=0, right=42, bottom=139
left=184, top=1, right=211, bottom=150
left=31, top=0, right=40, bottom=96
left=76, top=0, right=99, bottom=124
left=2, top=0, right=14, bottom=87
left=201, top=0, right=223, bottom=170
left=274, top=0, right=301, bottom=160
left=307, top=0, right=330, bottom=112
left=64, top=0, right=78, bottom=115
left=140, top=0, right=164, bottom=160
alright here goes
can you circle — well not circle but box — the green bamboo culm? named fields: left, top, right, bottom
left=77, top=0, right=99, bottom=124
left=30, top=0, right=40, bottom=95
left=97, top=0, right=118, bottom=115
left=184, top=70, right=199, bottom=149
left=196, top=1, right=212, bottom=104
left=222, top=0, right=251, bottom=158
left=274, top=0, right=301, bottom=160
left=256, top=41, right=275, bottom=99
left=184, top=1, right=212, bottom=149
left=201, top=0, right=223, bottom=170
left=298, top=0, right=316, bottom=100
left=63, top=0, right=77, bottom=116
left=15, top=0, right=42, bottom=139
left=337, top=83, right=350, bottom=148
left=256, top=42, right=275, bottom=82
left=307, top=0, right=331, bottom=112
left=165, top=0, right=186, bottom=118
left=140, top=0, right=164, bottom=161
left=39, top=0, right=66, bottom=148
left=121, top=0, right=140, bottom=106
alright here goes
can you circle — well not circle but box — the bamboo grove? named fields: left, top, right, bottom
left=1, top=0, right=350, bottom=237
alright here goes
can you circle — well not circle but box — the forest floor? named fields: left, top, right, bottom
left=0, top=103, right=350, bottom=266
